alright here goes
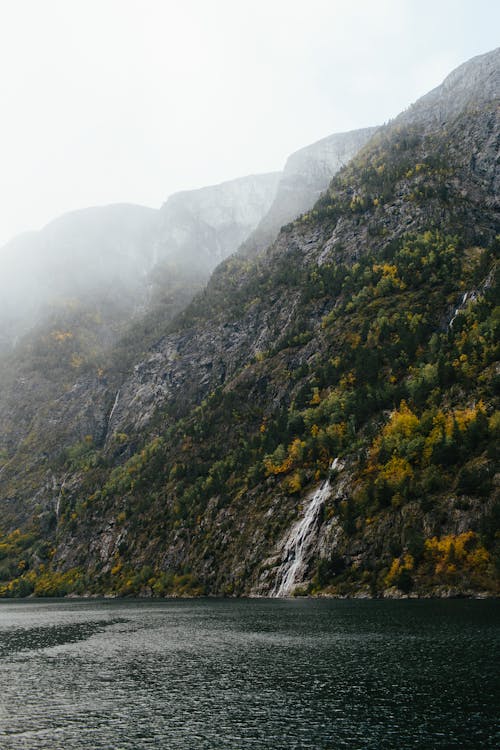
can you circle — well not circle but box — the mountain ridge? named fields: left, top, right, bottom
left=395, top=47, right=499, bottom=129
left=0, top=174, right=281, bottom=351
left=240, top=126, right=378, bottom=257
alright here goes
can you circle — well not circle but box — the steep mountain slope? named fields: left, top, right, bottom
left=0, top=132, right=375, bottom=532
left=0, top=49, right=498, bottom=599
left=240, top=127, right=377, bottom=257
left=0, top=173, right=280, bottom=530
left=396, top=46, right=499, bottom=128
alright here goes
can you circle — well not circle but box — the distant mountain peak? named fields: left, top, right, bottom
left=158, top=172, right=281, bottom=268
left=396, top=46, right=500, bottom=129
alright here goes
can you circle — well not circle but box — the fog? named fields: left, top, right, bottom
left=1, top=0, right=499, bottom=249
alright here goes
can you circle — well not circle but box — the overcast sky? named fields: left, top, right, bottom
left=0, top=0, right=498, bottom=248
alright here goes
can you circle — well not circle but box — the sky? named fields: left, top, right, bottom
left=0, top=0, right=498, bottom=248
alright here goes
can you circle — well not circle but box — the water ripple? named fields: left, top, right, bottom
left=0, top=598, right=498, bottom=749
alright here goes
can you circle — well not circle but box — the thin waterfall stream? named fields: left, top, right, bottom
left=272, top=458, right=340, bottom=597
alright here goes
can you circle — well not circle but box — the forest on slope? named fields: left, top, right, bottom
left=0, top=49, right=498, bottom=599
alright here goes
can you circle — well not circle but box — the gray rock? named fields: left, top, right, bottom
left=240, top=127, right=378, bottom=257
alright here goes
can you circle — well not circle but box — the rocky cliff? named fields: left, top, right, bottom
left=159, top=172, right=281, bottom=271
left=240, top=127, right=378, bottom=257
left=396, top=47, right=500, bottom=129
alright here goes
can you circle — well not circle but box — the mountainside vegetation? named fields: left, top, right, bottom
left=0, top=52, right=498, bottom=600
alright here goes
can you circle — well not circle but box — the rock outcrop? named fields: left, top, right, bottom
left=240, top=127, right=378, bottom=256
left=158, top=172, right=281, bottom=271
left=395, top=47, right=499, bottom=129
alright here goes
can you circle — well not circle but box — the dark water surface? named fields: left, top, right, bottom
left=0, top=598, right=498, bottom=749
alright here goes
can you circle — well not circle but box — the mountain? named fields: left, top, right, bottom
left=0, top=204, right=159, bottom=350
left=0, top=48, right=498, bottom=600
left=0, top=172, right=281, bottom=525
left=240, top=127, right=378, bottom=257
left=0, top=131, right=375, bottom=495
left=159, top=173, right=282, bottom=271
left=0, top=173, right=281, bottom=352
left=395, top=46, right=500, bottom=129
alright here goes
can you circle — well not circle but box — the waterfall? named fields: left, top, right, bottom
left=104, top=389, right=122, bottom=446
left=272, top=459, right=339, bottom=597
left=107, top=389, right=121, bottom=429
left=449, top=292, right=469, bottom=329
left=449, top=290, right=479, bottom=329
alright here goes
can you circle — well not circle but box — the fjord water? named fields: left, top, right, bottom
left=0, top=599, right=498, bottom=749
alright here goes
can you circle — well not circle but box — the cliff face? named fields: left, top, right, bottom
left=395, top=47, right=500, bottom=129
left=240, top=127, right=378, bottom=257
left=158, top=172, right=281, bottom=271
left=0, top=49, right=499, bottom=600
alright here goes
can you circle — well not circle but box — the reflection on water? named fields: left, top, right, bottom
left=0, top=598, right=498, bottom=749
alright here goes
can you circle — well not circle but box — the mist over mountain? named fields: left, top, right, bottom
left=0, top=205, right=158, bottom=348
left=0, top=173, right=280, bottom=351
left=0, top=48, right=498, bottom=601
left=159, top=172, right=281, bottom=271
